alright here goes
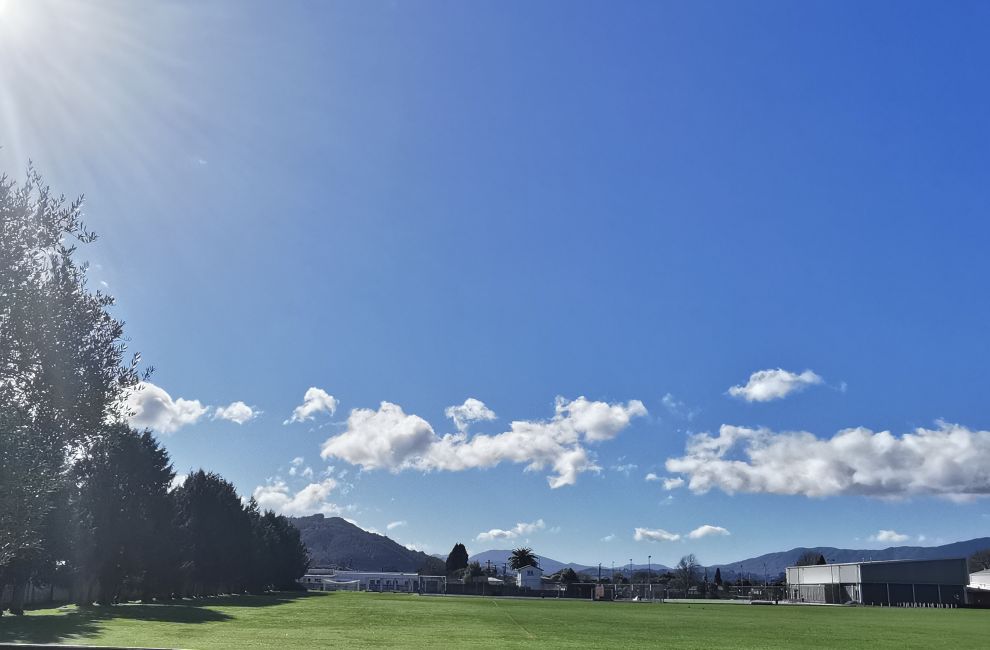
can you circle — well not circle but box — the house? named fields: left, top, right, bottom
left=968, top=569, right=990, bottom=607
left=786, top=558, right=968, bottom=606
left=515, top=565, right=544, bottom=590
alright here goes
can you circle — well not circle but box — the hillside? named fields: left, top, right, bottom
left=708, top=537, right=990, bottom=581
left=290, top=515, right=444, bottom=574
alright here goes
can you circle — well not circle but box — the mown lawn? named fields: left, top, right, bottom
left=0, top=592, right=985, bottom=649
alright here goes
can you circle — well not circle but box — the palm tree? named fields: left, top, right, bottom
left=509, top=547, right=539, bottom=570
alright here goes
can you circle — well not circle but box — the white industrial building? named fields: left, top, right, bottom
left=786, top=558, right=968, bottom=606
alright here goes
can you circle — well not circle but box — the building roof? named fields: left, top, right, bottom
left=786, top=557, right=967, bottom=570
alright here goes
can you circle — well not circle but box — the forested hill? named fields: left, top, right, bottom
left=291, top=515, right=444, bottom=574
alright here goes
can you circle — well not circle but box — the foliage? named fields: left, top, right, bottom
left=970, top=548, right=990, bottom=572
left=445, top=543, right=469, bottom=576
left=713, top=567, right=722, bottom=586
left=0, top=166, right=139, bottom=614
left=508, top=547, right=538, bottom=571
left=674, top=554, right=700, bottom=590
left=796, top=552, right=827, bottom=567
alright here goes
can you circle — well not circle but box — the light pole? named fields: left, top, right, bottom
left=648, top=555, right=652, bottom=600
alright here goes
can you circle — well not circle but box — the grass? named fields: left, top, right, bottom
left=0, top=592, right=985, bottom=649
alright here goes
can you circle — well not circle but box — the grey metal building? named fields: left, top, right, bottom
left=786, top=558, right=968, bottom=606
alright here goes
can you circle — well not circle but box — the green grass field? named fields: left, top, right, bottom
left=0, top=592, right=985, bottom=649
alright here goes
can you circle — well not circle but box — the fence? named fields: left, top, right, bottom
left=443, top=582, right=787, bottom=602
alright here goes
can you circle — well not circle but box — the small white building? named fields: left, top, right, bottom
left=301, top=570, right=446, bottom=594
left=515, top=565, right=544, bottom=590
left=970, top=570, right=990, bottom=591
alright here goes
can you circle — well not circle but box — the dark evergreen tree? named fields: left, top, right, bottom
left=714, top=567, right=723, bottom=587
left=445, top=543, right=469, bottom=576
left=69, top=425, right=176, bottom=604
left=172, top=470, right=253, bottom=596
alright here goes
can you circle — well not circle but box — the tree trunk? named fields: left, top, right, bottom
left=9, top=579, right=26, bottom=615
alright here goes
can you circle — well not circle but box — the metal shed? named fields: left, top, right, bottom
left=786, top=558, right=968, bottom=606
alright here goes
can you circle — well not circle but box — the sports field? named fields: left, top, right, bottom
left=0, top=592, right=984, bottom=649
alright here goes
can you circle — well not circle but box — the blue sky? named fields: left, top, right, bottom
left=2, top=0, right=989, bottom=568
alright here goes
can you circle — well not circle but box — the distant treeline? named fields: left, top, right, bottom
left=0, top=167, right=308, bottom=615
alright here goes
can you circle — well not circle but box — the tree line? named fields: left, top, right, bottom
left=0, top=167, right=308, bottom=615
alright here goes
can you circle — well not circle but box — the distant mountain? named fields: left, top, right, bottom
left=708, top=537, right=990, bottom=581
left=469, top=549, right=671, bottom=576
left=290, top=515, right=445, bottom=574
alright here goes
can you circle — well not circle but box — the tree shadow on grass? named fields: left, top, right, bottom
left=0, top=592, right=319, bottom=645
left=164, top=590, right=321, bottom=609
left=0, top=603, right=230, bottom=645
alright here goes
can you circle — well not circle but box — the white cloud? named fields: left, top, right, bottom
left=252, top=478, right=341, bottom=517
left=321, top=401, right=436, bottom=470
left=476, top=519, right=546, bottom=542
left=661, top=393, right=698, bottom=421
left=665, top=421, right=990, bottom=500
left=126, top=382, right=208, bottom=433
left=634, top=527, right=681, bottom=542
left=387, top=520, right=407, bottom=531
left=687, top=524, right=730, bottom=539
left=869, top=529, right=910, bottom=543
left=213, top=401, right=258, bottom=424
left=284, top=387, right=338, bottom=425
left=728, top=368, right=823, bottom=402
left=320, top=396, right=647, bottom=489
left=169, top=474, right=187, bottom=492
left=645, top=473, right=683, bottom=490
left=612, top=463, right=638, bottom=475
left=445, top=398, right=497, bottom=433
left=601, top=533, right=616, bottom=542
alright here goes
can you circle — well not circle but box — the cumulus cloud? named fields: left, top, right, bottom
left=665, top=421, right=990, bottom=500
left=252, top=478, right=341, bottom=517
left=126, top=382, right=208, bottom=433
left=612, top=463, right=638, bottom=475
left=870, top=529, right=909, bottom=543
left=634, top=527, right=681, bottom=542
left=445, top=398, right=497, bottom=433
left=476, top=519, right=545, bottom=542
left=213, top=401, right=259, bottom=424
left=645, top=472, right=660, bottom=482
left=387, top=520, right=407, bottom=531
left=320, top=396, right=647, bottom=488
left=687, top=524, right=730, bottom=539
left=321, top=402, right=436, bottom=470
left=728, top=368, right=823, bottom=402
left=601, top=533, right=616, bottom=542
left=284, top=387, right=338, bottom=425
